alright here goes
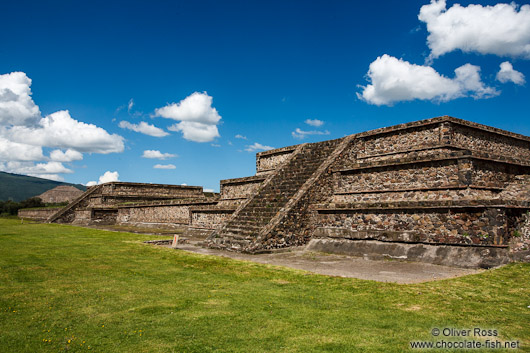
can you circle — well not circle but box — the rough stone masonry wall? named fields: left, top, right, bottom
left=191, top=209, right=234, bottom=229
left=91, top=209, right=118, bottom=224
left=358, top=124, right=441, bottom=158
left=332, top=158, right=522, bottom=204
left=471, top=159, right=522, bottom=188
left=73, top=210, right=91, bottom=224
left=316, top=207, right=509, bottom=247
left=355, top=147, right=457, bottom=165
left=256, top=146, right=297, bottom=174
left=336, top=118, right=530, bottom=170
left=506, top=209, right=530, bottom=252
left=258, top=118, right=530, bottom=254
left=220, top=176, right=265, bottom=200
left=332, top=188, right=498, bottom=204
left=339, top=123, right=443, bottom=169
left=18, top=208, right=62, bottom=221
left=452, top=124, right=530, bottom=162
left=311, top=119, right=530, bottom=259
left=335, top=159, right=460, bottom=193
left=50, top=182, right=206, bottom=225
left=187, top=176, right=267, bottom=230
left=117, top=204, right=192, bottom=224
left=100, top=183, right=203, bottom=198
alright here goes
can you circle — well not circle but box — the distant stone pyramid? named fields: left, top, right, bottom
left=37, top=185, right=83, bottom=203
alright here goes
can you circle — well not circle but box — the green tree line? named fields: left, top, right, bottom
left=0, top=197, right=46, bottom=216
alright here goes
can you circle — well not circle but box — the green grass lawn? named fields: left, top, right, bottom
left=0, top=218, right=528, bottom=352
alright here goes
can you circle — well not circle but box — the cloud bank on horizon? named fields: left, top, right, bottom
left=358, top=0, right=528, bottom=106
left=0, top=71, right=223, bottom=183
left=0, top=71, right=124, bottom=181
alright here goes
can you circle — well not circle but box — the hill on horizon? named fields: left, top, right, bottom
left=0, top=172, right=86, bottom=202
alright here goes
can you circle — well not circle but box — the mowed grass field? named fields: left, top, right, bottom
left=0, top=218, right=529, bottom=352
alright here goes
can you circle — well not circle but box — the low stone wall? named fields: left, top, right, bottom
left=220, top=175, right=265, bottom=200
left=99, top=182, right=204, bottom=198
left=359, top=123, right=441, bottom=159
left=306, top=238, right=512, bottom=268
left=190, top=208, right=234, bottom=229
left=89, top=195, right=198, bottom=207
left=92, top=209, right=118, bottom=224
left=117, top=201, right=218, bottom=225
left=338, top=121, right=443, bottom=169
left=336, top=117, right=530, bottom=170
left=452, top=123, right=530, bottom=163
left=355, top=147, right=457, bottom=165
left=73, top=210, right=91, bottom=224
left=256, top=146, right=297, bottom=174
left=315, top=205, right=516, bottom=247
left=332, top=188, right=498, bottom=204
left=471, top=159, right=522, bottom=187
left=216, top=199, right=245, bottom=208
left=335, top=159, right=461, bottom=193
left=118, top=204, right=190, bottom=224
left=18, top=208, right=62, bottom=221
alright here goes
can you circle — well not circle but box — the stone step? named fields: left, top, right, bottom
left=214, top=140, right=340, bottom=244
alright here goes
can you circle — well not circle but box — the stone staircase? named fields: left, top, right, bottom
left=47, top=184, right=102, bottom=223
left=207, top=139, right=342, bottom=251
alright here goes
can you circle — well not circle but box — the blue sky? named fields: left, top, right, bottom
left=1, top=0, right=529, bottom=192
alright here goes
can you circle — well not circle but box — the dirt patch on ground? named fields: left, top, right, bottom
left=87, top=223, right=482, bottom=284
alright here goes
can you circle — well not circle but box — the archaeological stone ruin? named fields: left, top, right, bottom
left=37, top=185, right=84, bottom=204
left=43, top=116, right=530, bottom=268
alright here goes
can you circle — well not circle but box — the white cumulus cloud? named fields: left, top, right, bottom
left=245, top=142, right=274, bottom=152
left=0, top=72, right=125, bottom=180
left=305, top=119, right=324, bottom=127
left=0, top=72, right=41, bottom=126
left=119, top=120, right=169, bottom=137
left=49, top=149, right=83, bottom=162
left=86, top=171, right=119, bottom=186
left=154, top=92, right=221, bottom=142
left=419, top=0, right=530, bottom=61
left=0, top=137, right=44, bottom=161
left=153, top=164, right=176, bottom=169
left=357, top=54, right=498, bottom=106
left=496, top=61, right=526, bottom=85
left=142, top=150, right=177, bottom=160
left=235, top=134, right=247, bottom=140
left=6, top=110, right=125, bottom=153
left=292, top=128, right=330, bottom=140
left=167, top=121, right=220, bottom=143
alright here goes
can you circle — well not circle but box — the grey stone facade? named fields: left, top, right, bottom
left=47, top=182, right=213, bottom=226
left=45, top=116, right=530, bottom=268
left=206, top=116, right=530, bottom=267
